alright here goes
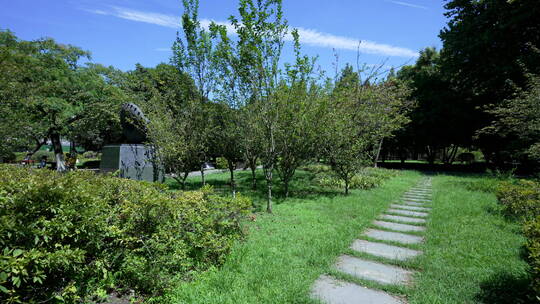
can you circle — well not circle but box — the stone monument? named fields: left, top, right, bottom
left=100, top=103, right=164, bottom=182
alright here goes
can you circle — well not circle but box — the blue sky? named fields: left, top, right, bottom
left=1, top=0, right=448, bottom=77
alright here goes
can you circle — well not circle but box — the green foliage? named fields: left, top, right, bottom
left=315, top=167, right=399, bottom=191
left=0, top=165, right=250, bottom=303
left=496, top=180, right=540, bottom=219
left=82, top=151, right=98, bottom=159
left=30, top=151, right=54, bottom=162
left=300, top=163, right=332, bottom=174
left=524, top=216, right=540, bottom=295
left=215, top=157, right=228, bottom=169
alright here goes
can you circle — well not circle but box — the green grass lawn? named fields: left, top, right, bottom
left=409, top=174, right=532, bottom=303
left=159, top=170, right=532, bottom=303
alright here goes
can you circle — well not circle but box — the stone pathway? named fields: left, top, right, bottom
left=311, top=178, right=433, bottom=303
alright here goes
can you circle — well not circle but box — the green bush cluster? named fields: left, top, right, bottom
left=0, top=165, right=251, bottom=303
left=497, top=179, right=540, bottom=294
left=301, top=163, right=332, bottom=174
left=314, top=167, right=399, bottom=190
left=215, top=157, right=228, bottom=170
left=30, top=151, right=54, bottom=161
left=82, top=151, right=98, bottom=159
left=497, top=180, right=540, bottom=219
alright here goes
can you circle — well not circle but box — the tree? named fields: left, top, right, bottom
left=0, top=31, right=123, bottom=171
left=229, top=0, right=289, bottom=212
left=122, top=63, right=200, bottom=189
left=172, top=0, right=221, bottom=185
left=479, top=75, right=540, bottom=166
left=275, top=35, right=322, bottom=197
left=439, top=0, right=540, bottom=164
left=396, top=47, right=469, bottom=165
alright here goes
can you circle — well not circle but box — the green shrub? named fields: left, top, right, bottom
left=82, top=151, right=98, bottom=159
left=497, top=180, right=540, bottom=219
left=524, top=216, right=540, bottom=295
left=215, top=157, right=228, bottom=169
left=0, top=165, right=250, bottom=303
left=315, top=168, right=399, bottom=190
left=30, top=150, right=54, bottom=162
left=301, top=163, right=332, bottom=174
left=0, top=152, right=16, bottom=163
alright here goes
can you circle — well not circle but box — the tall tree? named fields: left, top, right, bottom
left=0, top=31, right=123, bottom=170
left=440, top=0, right=540, bottom=164
left=172, top=0, right=220, bottom=185
left=230, top=0, right=289, bottom=213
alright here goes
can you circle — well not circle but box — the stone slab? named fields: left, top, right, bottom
left=407, top=190, right=431, bottom=194
left=311, top=275, right=404, bottom=304
left=404, top=193, right=431, bottom=199
left=390, top=204, right=431, bottom=212
left=402, top=197, right=431, bottom=202
left=402, top=201, right=428, bottom=207
left=364, top=229, right=424, bottom=244
left=387, top=209, right=429, bottom=218
left=374, top=220, right=426, bottom=232
left=350, top=239, right=422, bottom=261
left=335, top=255, right=413, bottom=285
left=381, top=214, right=426, bottom=224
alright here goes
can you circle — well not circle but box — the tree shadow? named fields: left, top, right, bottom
left=475, top=271, right=535, bottom=304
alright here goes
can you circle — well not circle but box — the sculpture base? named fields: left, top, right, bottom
left=100, top=144, right=163, bottom=182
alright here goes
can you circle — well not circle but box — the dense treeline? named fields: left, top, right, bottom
left=387, top=0, right=540, bottom=170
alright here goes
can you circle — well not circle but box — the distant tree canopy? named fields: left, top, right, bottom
left=440, top=0, right=540, bottom=166
left=0, top=30, right=124, bottom=169
left=386, top=0, right=540, bottom=169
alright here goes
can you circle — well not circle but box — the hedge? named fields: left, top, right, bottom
left=0, top=165, right=250, bottom=303
left=497, top=179, right=540, bottom=295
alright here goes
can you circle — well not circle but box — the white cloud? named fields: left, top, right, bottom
left=86, top=6, right=418, bottom=58
left=294, top=27, right=418, bottom=57
left=387, top=1, right=428, bottom=10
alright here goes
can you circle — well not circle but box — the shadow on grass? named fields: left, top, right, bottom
left=475, top=271, right=535, bottom=304
left=166, top=169, right=343, bottom=211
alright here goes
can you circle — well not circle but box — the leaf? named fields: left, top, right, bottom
left=0, top=284, right=9, bottom=294
left=12, top=249, right=23, bottom=257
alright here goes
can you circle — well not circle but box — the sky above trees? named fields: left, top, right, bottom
left=1, top=0, right=447, bottom=73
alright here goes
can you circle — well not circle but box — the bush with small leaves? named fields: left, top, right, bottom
left=0, top=165, right=251, bottom=303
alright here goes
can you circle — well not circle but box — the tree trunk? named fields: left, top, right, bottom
left=373, top=138, right=384, bottom=168
left=265, top=165, right=273, bottom=213
left=182, top=171, right=189, bottom=190
left=50, top=132, right=66, bottom=172
left=344, top=178, right=349, bottom=195
left=228, top=160, right=236, bottom=198
left=200, top=163, right=205, bottom=186
left=284, top=177, right=290, bottom=198
left=250, top=165, right=257, bottom=190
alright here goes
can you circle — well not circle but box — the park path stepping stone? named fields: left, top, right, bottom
left=374, top=220, right=425, bottom=232
left=404, top=195, right=430, bottom=199
left=335, top=255, right=413, bottom=285
left=390, top=204, right=431, bottom=212
left=405, top=190, right=431, bottom=195
left=350, top=239, right=422, bottom=261
left=402, top=201, right=428, bottom=207
left=364, top=229, right=423, bottom=244
left=402, top=197, right=431, bottom=202
left=387, top=209, right=429, bottom=218
left=381, top=214, right=426, bottom=224
left=311, top=275, right=404, bottom=304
